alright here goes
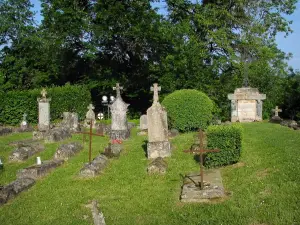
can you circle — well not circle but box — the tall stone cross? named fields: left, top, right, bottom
left=22, top=113, right=27, bottom=122
left=150, top=83, right=161, bottom=103
left=113, top=83, right=123, bottom=98
left=183, top=129, right=219, bottom=190
left=272, top=106, right=282, bottom=117
left=41, top=88, right=47, bottom=99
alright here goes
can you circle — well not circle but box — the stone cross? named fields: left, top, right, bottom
left=87, top=104, right=95, bottom=111
left=113, top=83, right=123, bottom=98
left=183, top=130, right=219, bottom=190
left=41, top=88, right=47, bottom=99
left=22, top=113, right=27, bottom=122
left=150, top=83, right=161, bottom=103
left=272, top=106, right=282, bottom=117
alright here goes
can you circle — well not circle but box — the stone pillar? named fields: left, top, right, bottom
left=37, top=88, right=51, bottom=131
left=147, top=83, right=171, bottom=159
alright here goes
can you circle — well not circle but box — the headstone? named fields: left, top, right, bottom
left=33, top=127, right=72, bottom=143
left=147, top=83, right=171, bottom=159
left=109, top=83, right=130, bottom=140
left=60, top=112, right=80, bottom=132
left=79, top=154, right=108, bottom=178
left=20, top=113, right=29, bottom=131
left=139, top=115, right=148, bottom=130
left=103, top=143, right=123, bottom=158
left=54, top=142, right=83, bottom=161
left=270, top=106, right=283, bottom=123
left=228, top=87, right=266, bottom=122
left=37, top=88, right=51, bottom=131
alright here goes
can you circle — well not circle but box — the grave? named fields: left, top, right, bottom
left=270, top=106, right=283, bottom=123
left=38, top=88, right=51, bottom=131
left=19, top=113, right=32, bottom=132
left=109, top=83, right=130, bottom=140
left=17, top=159, right=64, bottom=180
left=79, top=154, right=108, bottom=178
left=0, top=178, right=35, bottom=205
left=147, top=157, right=167, bottom=174
left=147, top=83, right=171, bottom=159
left=33, top=126, right=72, bottom=143
left=228, top=87, right=266, bottom=122
left=0, top=127, right=12, bottom=136
left=139, top=115, right=148, bottom=130
left=9, top=143, right=45, bottom=162
left=84, top=104, right=96, bottom=128
left=54, top=142, right=83, bottom=161
left=60, top=112, right=80, bottom=132
left=103, top=142, right=123, bottom=158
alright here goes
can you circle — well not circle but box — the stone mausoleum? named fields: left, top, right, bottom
left=228, top=87, right=266, bottom=122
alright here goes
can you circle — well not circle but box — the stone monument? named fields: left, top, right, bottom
left=228, top=87, right=266, bottom=122
left=270, top=106, right=283, bottom=123
left=109, top=83, right=130, bottom=140
left=20, top=113, right=29, bottom=130
left=139, top=114, right=148, bottom=130
left=84, top=104, right=96, bottom=128
left=37, top=88, right=51, bottom=131
left=146, top=83, right=171, bottom=159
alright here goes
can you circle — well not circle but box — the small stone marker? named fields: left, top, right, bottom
left=20, top=113, right=29, bottom=130
left=139, top=115, right=148, bottom=130
left=270, top=106, right=283, bottom=123
left=36, top=157, right=41, bottom=165
left=147, top=83, right=171, bottom=159
left=37, top=88, right=51, bottom=131
left=109, top=83, right=130, bottom=140
left=85, top=104, right=96, bottom=128
left=272, top=106, right=282, bottom=117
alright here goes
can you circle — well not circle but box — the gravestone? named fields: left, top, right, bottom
left=147, top=83, right=171, bottom=159
left=270, top=106, right=283, bottom=123
left=109, top=83, right=130, bottom=140
left=20, top=113, right=29, bottom=131
left=38, top=88, right=51, bottom=131
left=60, top=112, right=80, bottom=132
left=84, top=104, right=96, bottom=128
left=228, top=87, right=266, bottom=122
left=139, top=115, right=148, bottom=130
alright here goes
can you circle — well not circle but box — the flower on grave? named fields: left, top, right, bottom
left=111, top=139, right=122, bottom=144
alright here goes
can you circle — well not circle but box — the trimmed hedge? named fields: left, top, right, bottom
left=0, top=84, right=91, bottom=125
left=161, top=89, right=214, bottom=132
left=205, top=124, right=243, bottom=168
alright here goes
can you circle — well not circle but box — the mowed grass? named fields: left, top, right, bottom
left=0, top=123, right=300, bottom=225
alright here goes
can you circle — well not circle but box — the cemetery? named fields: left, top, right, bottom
left=1, top=1, right=300, bottom=225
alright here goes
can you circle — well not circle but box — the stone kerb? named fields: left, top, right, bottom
left=9, top=143, right=45, bottom=162
left=54, top=142, right=83, bottom=161
left=79, top=154, right=109, bottom=178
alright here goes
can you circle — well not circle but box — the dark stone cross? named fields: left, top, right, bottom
left=150, top=83, right=161, bottom=103
left=183, top=129, right=219, bottom=190
left=113, top=83, right=123, bottom=98
left=75, top=120, right=104, bottom=163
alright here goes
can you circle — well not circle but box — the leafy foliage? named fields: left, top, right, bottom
left=0, top=84, right=91, bottom=125
left=205, top=124, right=243, bottom=168
left=162, top=89, right=214, bottom=132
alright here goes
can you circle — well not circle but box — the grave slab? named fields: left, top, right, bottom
left=9, top=143, right=45, bottom=162
left=54, top=142, right=83, bottom=161
left=180, top=170, right=226, bottom=203
left=79, top=154, right=108, bottom=178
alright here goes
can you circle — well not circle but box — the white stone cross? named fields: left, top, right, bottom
left=87, top=104, right=95, bottom=111
left=41, top=88, right=47, bottom=98
left=150, top=83, right=161, bottom=103
left=23, top=113, right=27, bottom=121
left=113, top=83, right=123, bottom=98
left=272, top=106, right=282, bottom=117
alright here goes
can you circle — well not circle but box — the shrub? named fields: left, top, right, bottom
left=0, top=84, right=91, bottom=125
left=161, top=89, right=214, bottom=132
left=205, top=124, right=243, bottom=168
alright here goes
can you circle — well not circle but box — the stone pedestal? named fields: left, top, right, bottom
left=38, top=98, right=51, bottom=131
left=147, top=141, right=171, bottom=158
left=110, top=130, right=130, bottom=140
left=228, top=87, right=266, bottom=122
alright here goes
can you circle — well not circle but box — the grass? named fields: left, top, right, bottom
left=0, top=123, right=300, bottom=225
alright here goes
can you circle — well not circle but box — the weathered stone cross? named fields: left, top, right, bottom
left=272, top=106, right=282, bottom=117
left=41, top=88, right=47, bottom=98
left=113, top=83, right=123, bottom=98
left=87, top=104, right=95, bottom=111
left=150, top=83, right=161, bottom=103
left=183, top=129, right=219, bottom=190
left=23, top=113, right=27, bottom=121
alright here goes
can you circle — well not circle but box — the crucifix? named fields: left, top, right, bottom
left=150, top=83, right=161, bottom=103
left=183, top=129, right=219, bottom=190
left=272, top=106, right=282, bottom=117
left=76, top=119, right=104, bottom=163
left=41, top=88, right=47, bottom=99
left=113, top=83, right=123, bottom=99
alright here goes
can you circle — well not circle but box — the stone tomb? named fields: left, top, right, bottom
left=38, top=88, right=51, bottom=131
left=147, top=83, right=171, bottom=159
left=9, top=142, right=45, bottom=162
left=109, top=83, right=130, bottom=140
left=228, top=87, right=266, bottom=122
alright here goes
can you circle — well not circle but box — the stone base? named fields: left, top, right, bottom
left=33, top=127, right=72, bottom=143
left=147, top=157, right=167, bottom=174
left=137, top=130, right=147, bottom=136
left=180, top=170, right=226, bottom=203
left=103, top=143, right=123, bottom=158
left=17, top=159, right=64, bottom=180
left=0, top=178, right=35, bottom=205
left=147, top=141, right=171, bottom=159
left=79, top=154, right=108, bottom=178
left=270, top=116, right=283, bottom=123
left=110, top=130, right=130, bottom=140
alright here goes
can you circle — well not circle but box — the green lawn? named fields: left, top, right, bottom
left=0, top=123, right=300, bottom=225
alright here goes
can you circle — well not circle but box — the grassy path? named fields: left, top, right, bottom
left=0, top=123, right=300, bottom=225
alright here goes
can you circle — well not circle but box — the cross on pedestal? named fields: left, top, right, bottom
left=183, top=129, right=219, bottom=190
left=150, top=83, right=161, bottom=103
left=75, top=119, right=104, bottom=163
left=113, top=83, right=123, bottom=98
left=41, top=88, right=47, bottom=99
left=272, top=106, right=282, bottom=117
left=87, top=104, right=95, bottom=111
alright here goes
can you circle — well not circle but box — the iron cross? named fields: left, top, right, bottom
left=183, top=129, right=219, bottom=190
left=150, top=83, right=161, bottom=103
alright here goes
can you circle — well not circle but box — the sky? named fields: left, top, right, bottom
left=31, top=0, right=300, bottom=70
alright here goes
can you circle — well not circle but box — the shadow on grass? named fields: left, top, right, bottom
left=142, top=140, right=148, bottom=158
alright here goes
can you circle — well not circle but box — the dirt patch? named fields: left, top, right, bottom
left=259, top=188, right=272, bottom=197
left=256, top=168, right=271, bottom=180
left=230, top=162, right=245, bottom=168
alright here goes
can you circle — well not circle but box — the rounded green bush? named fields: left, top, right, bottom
left=161, top=89, right=214, bottom=132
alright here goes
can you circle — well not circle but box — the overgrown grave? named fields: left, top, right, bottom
left=181, top=129, right=225, bottom=203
